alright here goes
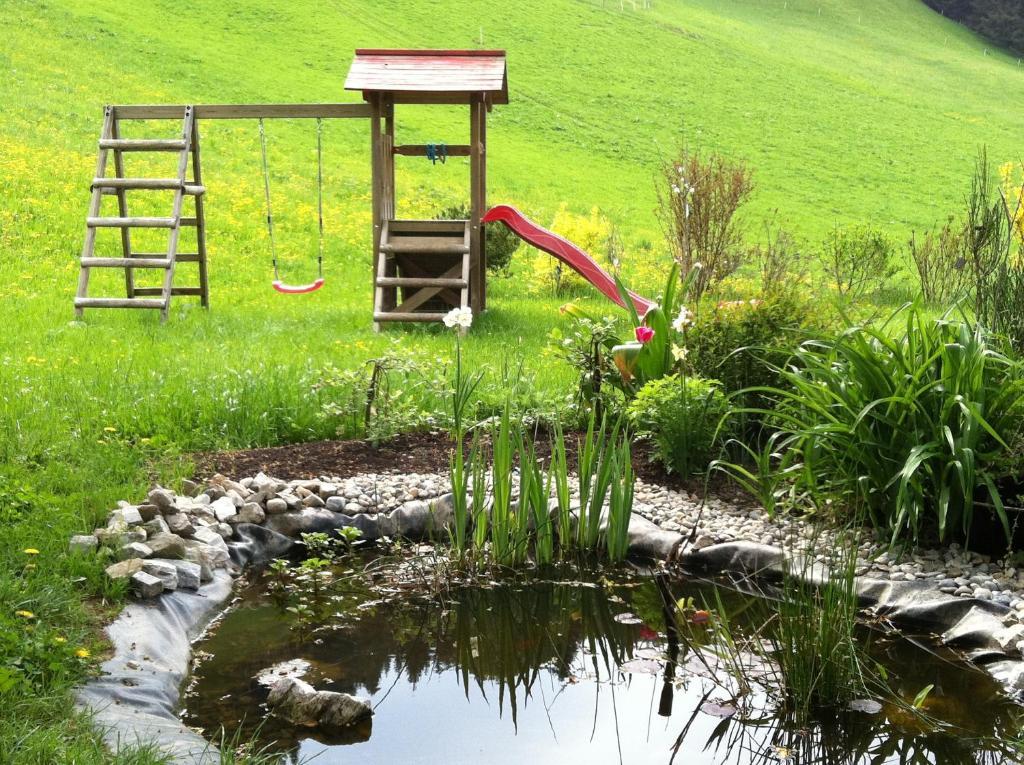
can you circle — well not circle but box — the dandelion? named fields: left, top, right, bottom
left=103, top=426, right=117, bottom=433
left=442, top=306, right=473, bottom=330
left=75, top=648, right=91, bottom=659
left=14, top=610, right=34, bottom=619
left=672, top=306, right=694, bottom=332
left=635, top=326, right=655, bottom=344
left=23, top=548, right=39, bottom=555
left=53, top=636, right=66, bottom=644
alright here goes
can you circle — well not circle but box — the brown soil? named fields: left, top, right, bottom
left=194, top=431, right=747, bottom=502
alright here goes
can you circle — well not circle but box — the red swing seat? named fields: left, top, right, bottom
left=272, top=278, right=325, bottom=294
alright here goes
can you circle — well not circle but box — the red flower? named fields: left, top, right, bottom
left=635, top=326, right=655, bottom=344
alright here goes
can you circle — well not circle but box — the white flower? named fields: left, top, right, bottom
left=671, top=184, right=681, bottom=195
left=442, top=306, right=473, bottom=329
left=672, top=305, right=694, bottom=332
left=671, top=344, right=689, bottom=362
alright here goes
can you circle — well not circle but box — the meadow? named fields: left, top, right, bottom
left=2, top=0, right=1024, bottom=760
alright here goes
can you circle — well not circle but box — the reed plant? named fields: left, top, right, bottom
left=722, top=304, right=1024, bottom=546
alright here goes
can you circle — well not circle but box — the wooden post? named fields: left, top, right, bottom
left=469, top=95, right=483, bottom=315
left=370, top=94, right=384, bottom=331
left=384, top=98, right=396, bottom=220
left=479, top=98, right=488, bottom=311
left=191, top=118, right=210, bottom=308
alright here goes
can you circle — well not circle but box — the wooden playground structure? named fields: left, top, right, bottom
left=74, top=49, right=507, bottom=326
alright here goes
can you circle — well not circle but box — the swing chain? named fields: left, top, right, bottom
left=258, top=117, right=325, bottom=284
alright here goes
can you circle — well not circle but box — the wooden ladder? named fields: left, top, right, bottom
left=74, top=105, right=209, bottom=322
left=372, top=219, right=471, bottom=329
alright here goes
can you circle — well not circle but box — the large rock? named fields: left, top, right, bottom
left=231, top=503, right=266, bottom=525
left=120, top=541, right=153, bottom=560
left=147, top=487, right=176, bottom=512
left=211, top=496, right=237, bottom=523
left=111, top=505, right=143, bottom=527
left=130, top=571, right=164, bottom=598
left=265, top=498, right=288, bottom=515
left=266, top=676, right=372, bottom=729
left=105, top=558, right=143, bottom=580
left=182, top=542, right=218, bottom=582
left=141, top=516, right=170, bottom=537
left=147, top=532, right=186, bottom=560
left=141, top=560, right=179, bottom=591
left=165, top=513, right=195, bottom=538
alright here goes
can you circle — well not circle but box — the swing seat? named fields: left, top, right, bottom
left=272, top=278, right=325, bottom=294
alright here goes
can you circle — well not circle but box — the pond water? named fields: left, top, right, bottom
left=183, top=560, right=1023, bottom=764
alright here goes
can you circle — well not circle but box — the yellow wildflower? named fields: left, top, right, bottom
left=53, top=636, right=66, bottom=644
left=103, top=426, right=117, bottom=433
left=23, top=548, right=39, bottom=555
left=75, top=648, right=90, bottom=659
left=14, top=610, right=34, bottom=619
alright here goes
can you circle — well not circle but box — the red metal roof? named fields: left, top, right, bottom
left=345, top=49, right=508, bottom=104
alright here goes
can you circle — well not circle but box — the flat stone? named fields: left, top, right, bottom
left=120, top=541, right=153, bottom=560
left=182, top=542, right=218, bottom=581
left=211, top=496, right=237, bottom=523
left=130, top=571, right=164, bottom=598
left=193, top=527, right=229, bottom=554
left=141, top=560, right=179, bottom=591
left=319, top=483, right=338, bottom=499
left=147, top=532, right=186, bottom=560
left=181, top=479, right=199, bottom=496
left=105, top=558, right=143, bottom=580
left=302, top=494, right=326, bottom=509
left=166, top=559, right=202, bottom=590
left=69, top=535, right=99, bottom=554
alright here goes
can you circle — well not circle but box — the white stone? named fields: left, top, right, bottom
left=141, top=560, right=179, bottom=591
left=69, top=535, right=99, bottom=554
left=131, top=571, right=164, bottom=598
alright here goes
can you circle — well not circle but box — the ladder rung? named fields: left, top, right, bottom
left=131, top=252, right=202, bottom=263
left=373, top=311, right=452, bottom=323
left=74, top=298, right=166, bottom=309
left=377, top=277, right=467, bottom=288
left=92, top=178, right=205, bottom=195
left=87, top=217, right=176, bottom=228
left=132, top=287, right=203, bottom=296
left=381, top=238, right=469, bottom=255
left=98, top=139, right=187, bottom=152
left=81, top=257, right=171, bottom=269
left=179, top=217, right=199, bottom=226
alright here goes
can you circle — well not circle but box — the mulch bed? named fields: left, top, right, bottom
left=195, top=431, right=749, bottom=502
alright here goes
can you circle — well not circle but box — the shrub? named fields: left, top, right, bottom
left=909, top=220, right=970, bottom=307
left=686, top=292, right=826, bottom=397
left=820, top=224, right=897, bottom=300
left=438, top=203, right=520, bottom=274
left=657, top=143, right=754, bottom=301
left=531, top=204, right=620, bottom=295
left=743, top=305, right=1024, bottom=547
left=750, top=218, right=809, bottom=299
left=627, top=374, right=731, bottom=476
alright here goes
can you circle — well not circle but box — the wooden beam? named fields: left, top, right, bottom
left=469, top=96, right=483, bottom=315
left=392, top=144, right=471, bottom=157
left=111, top=103, right=373, bottom=120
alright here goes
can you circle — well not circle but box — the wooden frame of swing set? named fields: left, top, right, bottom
left=77, top=49, right=506, bottom=325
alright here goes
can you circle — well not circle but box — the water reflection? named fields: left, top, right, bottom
left=183, top=564, right=1023, bottom=764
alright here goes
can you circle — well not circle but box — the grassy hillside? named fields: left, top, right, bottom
left=0, top=0, right=1022, bottom=761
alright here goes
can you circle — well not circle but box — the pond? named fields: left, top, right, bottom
left=183, top=558, right=1022, bottom=764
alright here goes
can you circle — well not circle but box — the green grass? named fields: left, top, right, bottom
left=1, top=0, right=1023, bottom=760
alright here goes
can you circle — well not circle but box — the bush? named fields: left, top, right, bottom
left=909, top=220, right=971, bottom=307
left=820, top=224, right=897, bottom=300
left=686, top=292, right=827, bottom=397
left=531, top=204, right=620, bottom=295
left=657, top=143, right=754, bottom=301
left=627, top=374, right=731, bottom=476
left=437, top=203, right=520, bottom=274
left=747, top=305, right=1024, bottom=547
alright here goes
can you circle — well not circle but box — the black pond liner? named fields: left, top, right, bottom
left=75, top=497, right=1024, bottom=763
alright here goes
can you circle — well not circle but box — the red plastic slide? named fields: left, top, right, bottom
left=482, top=204, right=655, bottom=317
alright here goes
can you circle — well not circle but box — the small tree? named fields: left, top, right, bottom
left=821, top=224, right=897, bottom=301
left=657, top=144, right=754, bottom=301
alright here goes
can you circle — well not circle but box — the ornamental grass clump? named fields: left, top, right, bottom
left=737, top=304, right=1024, bottom=546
